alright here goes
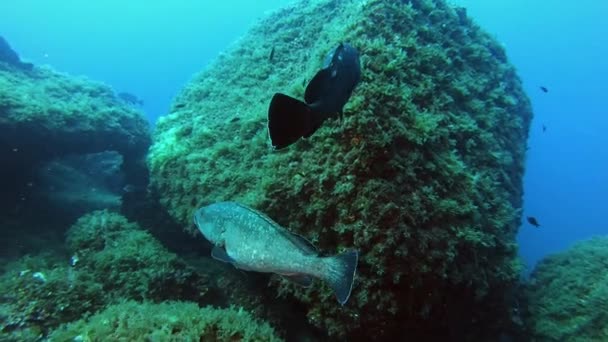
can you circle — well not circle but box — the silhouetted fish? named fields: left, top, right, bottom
left=267, top=42, right=361, bottom=149
left=527, top=216, right=540, bottom=228
left=542, top=124, right=547, bottom=133
left=117, top=92, right=144, bottom=106
left=194, top=202, right=359, bottom=304
left=269, top=46, right=275, bottom=61
left=540, top=86, right=548, bottom=93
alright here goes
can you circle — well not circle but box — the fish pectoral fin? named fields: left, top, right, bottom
left=282, top=274, right=313, bottom=287
left=211, top=246, right=235, bottom=263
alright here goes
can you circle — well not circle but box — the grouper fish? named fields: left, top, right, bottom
left=267, top=42, right=361, bottom=149
left=193, top=201, right=359, bottom=305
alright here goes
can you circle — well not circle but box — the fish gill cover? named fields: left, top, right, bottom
left=148, top=0, right=532, bottom=339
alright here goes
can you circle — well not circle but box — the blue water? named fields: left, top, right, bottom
left=459, top=0, right=608, bottom=274
left=1, top=0, right=606, bottom=274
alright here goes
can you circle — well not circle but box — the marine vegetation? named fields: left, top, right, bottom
left=148, top=0, right=531, bottom=339
left=47, top=300, right=283, bottom=341
left=0, top=210, right=209, bottom=340
left=0, top=56, right=150, bottom=226
left=524, top=236, right=608, bottom=341
left=65, top=210, right=210, bottom=303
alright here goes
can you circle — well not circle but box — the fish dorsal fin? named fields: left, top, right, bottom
left=304, top=68, right=334, bottom=104
left=211, top=246, right=235, bottom=263
left=279, top=230, right=318, bottom=256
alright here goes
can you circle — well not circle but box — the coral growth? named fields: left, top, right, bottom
left=148, top=0, right=532, bottom=339
left=525, top=236, right=608, bottom=341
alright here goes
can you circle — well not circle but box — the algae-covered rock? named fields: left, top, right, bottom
left=48, top=300, right=283, bottom=341
left=0, top=211, right=211, bottom=339
left=66, top=210, right=210, bottom=303
left=149, top=0, right=532, bottom=339
left=525, top=237, right=608, bottom=341
left=0, top=57, right=150, bottom=218
left=0, top=254, right=104, bottom=340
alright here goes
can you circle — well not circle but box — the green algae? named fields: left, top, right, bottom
left=0, top=211, right=209, bottom=339
left=47, top=301, right=283, bottom=342
left=148, top=0, right=532, bottom=339
left=525, top=236, right=608, bottom=341
left=0, top=253, right=104, bottom=340
left=65, top=210, right=210, bottom=303
left=0, top=63, right=151, bottom=223
left=0, top=65, right=149, bottom=154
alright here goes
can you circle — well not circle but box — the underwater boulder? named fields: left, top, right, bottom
left=0, top=60, right=150, bottom=220
left=524, top=236, right=608, bottom=341
left=65, top=210, right=211, bottom=303
left=0, top=36, right=33, bottom=71
left=0, top=210, right=212, bottom=339
left=149, top=0, right=532, bottom=339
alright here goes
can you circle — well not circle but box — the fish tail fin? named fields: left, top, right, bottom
left=268, top=93, right=314, bottom=149
left=323, top=250, right=358, bottom=305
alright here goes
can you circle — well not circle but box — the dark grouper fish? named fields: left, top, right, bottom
left=268, top=42, right=361, bottom=149
left=194, top=201, right=359, bottom=305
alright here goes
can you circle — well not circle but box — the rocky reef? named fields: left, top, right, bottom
left=47, top=300, right=283, bottom=341
left=0, top=36, right=33, bottom=71
left=0, top=211, right=211, bottom=340
left=0, top=42, right=150, bottom=227
left=148, top=0, right=532, bottom=339
left=524, top=236, right=608, bottom=341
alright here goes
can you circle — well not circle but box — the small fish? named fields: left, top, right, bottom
left=193, top=202, right=359, bottom=305
left=267, top=42, right=361, bottom=149
left=542, top=124, right=547, bottom=133
left=539, top=86, right=548, bottom=93
left=527, top=216, right=540, bottom=228
left=117, top=92, right=144, bottom=106
left=269, top=46, right=275, bottom=61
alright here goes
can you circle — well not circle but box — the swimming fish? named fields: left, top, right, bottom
left=527, top=216, right=540, bottom=227
left=117, top=92, right=144, bottom=106
left=267, top=42, right=361, bottom=149
left=193, top=201, right=359, bottom=305
left=539, top=86, right=548, bottom=93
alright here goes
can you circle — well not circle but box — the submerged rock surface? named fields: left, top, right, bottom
left=0, top=57, right=150, bottom=220
left=0, top=210, right=211, bottom=339
left=149, top=0, right=532, bottom=339
left=525, top=236, right=608, bottom=341
left=48, top=300, right=283, bottom=341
